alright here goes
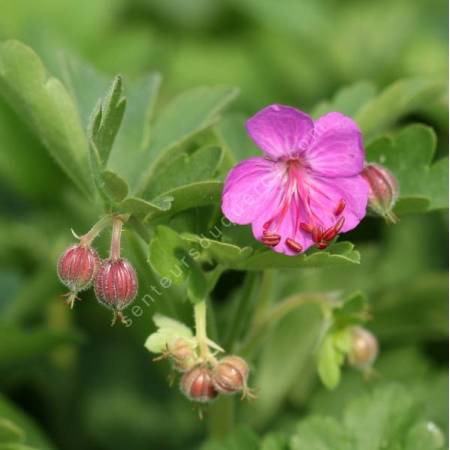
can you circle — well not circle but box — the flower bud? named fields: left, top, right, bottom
left=362, top=163, right=399, bottom=223
left=212, top=355, right=250, bottom=397
left=180, top=365, right=218, bottom=403
left=348, top=326, right=379, bottom=370
left=57, top=244, right=100, bottom=293
left=168, top=338, right=197, bottom=372
left=94, top=258, right=138, bottom=313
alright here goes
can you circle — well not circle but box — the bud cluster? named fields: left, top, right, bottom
left=57, top=216, right=138, bottom=324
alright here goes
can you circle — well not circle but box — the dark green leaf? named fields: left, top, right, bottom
left=0, top=40, right=91, bottom=196
left=100, top=170, right=129, bottom=203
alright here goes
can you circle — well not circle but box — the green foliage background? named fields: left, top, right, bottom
left=0, top=1, right=447, bottom=449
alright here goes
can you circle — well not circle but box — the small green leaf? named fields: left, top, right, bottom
left=89, top=75, right=126, bottom=166
left=366, top=124, right=448, bottom=213
left=100, top=170, right=129, bottom=203
left=231, top=241, right=360, bottom=271
left=0, top=40, right=91, bottom=196
left=317, top=335, right=343, bottom=390
left=355, top=78, right=443, bottom=138
left=187, top=259, right=209, bottom=304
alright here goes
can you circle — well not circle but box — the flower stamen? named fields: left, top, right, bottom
left=285, top=238, right=303, bottom=253
left=334, top=199, right=346, bottom=216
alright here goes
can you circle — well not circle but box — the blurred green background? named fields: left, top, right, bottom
left=0, top=1, right=447, bottom=449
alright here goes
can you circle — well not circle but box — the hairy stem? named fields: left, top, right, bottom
left=79, top=215, right=111, bottom=246
left=110, top=216, right=123, bottom=260
left=194, top=300, right=209, bottom=360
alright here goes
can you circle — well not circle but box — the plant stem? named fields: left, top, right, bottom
left=194, top=300, right=209, bottom=360
left=252, top=269, right=274, bottom=326
left=110, top=216, right=123, bottom=260
left=79, top=215, right=111, bottom=246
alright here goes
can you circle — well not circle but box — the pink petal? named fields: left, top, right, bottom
left=306, top=174, right=369, bottom=233
left=246, top=104, right=314, bottom=160
left=305, top=112, right=365, bottom=178
left=221, top=157, right=284, bottom=224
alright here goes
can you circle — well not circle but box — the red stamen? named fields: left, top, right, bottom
left=312, top=226, right=323, bottom=243
left=316, top=241, right=328, bottom=250
left=334, top=216, right=345, bottom=233
left=300, top=222, right=314, bottom=233
left=334, top=199, right=346, bottom=216
left=285, top=238, right=303, bottom=253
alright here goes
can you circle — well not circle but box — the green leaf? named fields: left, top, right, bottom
left=355, top=78, right=444, bottom=138
left=119, top=197, right=172, bottom=220
left=214, top=113, right=260, bottom=162
left=231, top=241, right=360, bottom=271
left=143, top=145, right=223, bottom=200
left=311, top=81, right=377, bottom=118
left=147, top=181, right=224, bottom=221
left=180, top=233, right=253, bottom=265
left=333, top=292, right=369, bottom=328
left=0, top=40, right=91, bottom=196
left=89, top=75, right=126, bottom=166
left=317, top=335, right=344, bottom=390
left=100, top=170, right=129, bottom=203
left=144, top=313, right=195, bottom=354
left=148, top=225, right=190, bottom=285
left=186, top=259, right=208, bottom=304
left=366, top=124, right=448, bottom=213
left=134, top=86, right=239, bottom=194
left=290, top=416, right=353, bottom=450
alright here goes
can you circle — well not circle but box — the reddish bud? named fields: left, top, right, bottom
left=362, top=163, right=399, bottom=223
left=94, top=258, right=138, bottom=312
left=348, top=326, right=379, bottom=370
left=169, top=338, right=197, bottom=372
left=212, top=355, right=251, bottom=397
left=180, top=366, right=218, bottom=403
left=57, top=244, right=100, bottom=293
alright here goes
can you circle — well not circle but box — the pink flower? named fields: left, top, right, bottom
left=221, top=105, right=368, bottom=255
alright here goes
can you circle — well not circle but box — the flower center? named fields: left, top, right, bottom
left=261, top=158, right=346, bottom=252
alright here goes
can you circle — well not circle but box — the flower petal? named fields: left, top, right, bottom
left=246, top=104, right=314, bottom=160
left=305, top=112, right=365, bottom=177
left=221, top=157, right=284, bottom=224
left=306, top=174, right=369, bottom=233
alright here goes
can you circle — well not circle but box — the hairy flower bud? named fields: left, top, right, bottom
left=362, top=163, right=399, bottom=223
left=348, top=326, right=379, bottom=370
left=180, top=365, right=218, bottom=403
left=212, top=355, right=251, bottom=397
left=168, top=338, right=197, bottom=372
left=58, top=244, right=100, bottom=294
left=94, top=258, right=138, bottom=313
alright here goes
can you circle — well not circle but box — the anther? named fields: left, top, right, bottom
left=312, top=226, right=323, bottom=243
left=316, top=241, right=329, bottom=250
left=285, top=238, right=303, bottom=253
left=300, top=222, right=314, bottom=233
left=334, top=199, right=346, bottom=216
left=262, top=232, right=281, bottom=247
